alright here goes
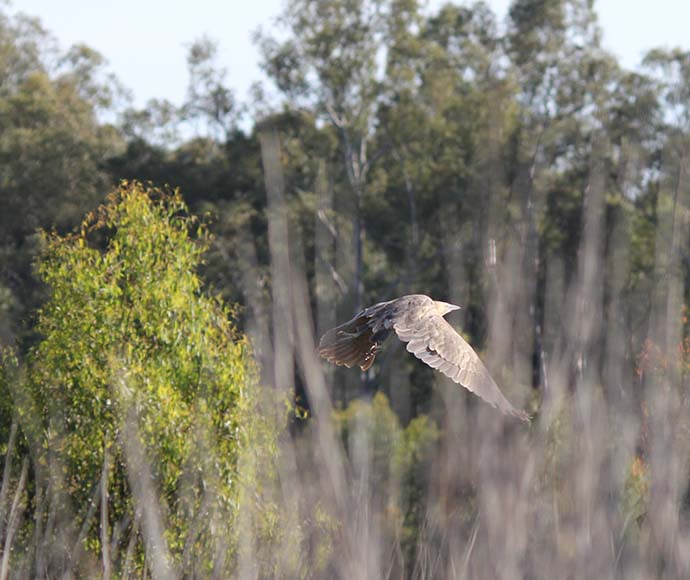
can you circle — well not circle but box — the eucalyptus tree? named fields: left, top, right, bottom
left=0, top=8, right=123, bottom=348
left=259, top=0, right=393, bottom=314
left=182, top=36, right=238, bottom=141
left=3, top=183, right=275, bottom=577
left=375, top=2, right=511, bottom=304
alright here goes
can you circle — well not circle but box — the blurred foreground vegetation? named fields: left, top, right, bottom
left=2, top=0, right=690, bottom=577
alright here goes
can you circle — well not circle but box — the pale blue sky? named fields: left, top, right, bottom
left=13, top=0, right=690, bottom=108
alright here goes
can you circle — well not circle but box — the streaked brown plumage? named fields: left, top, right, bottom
left=318, top=294, right=529, bottom=421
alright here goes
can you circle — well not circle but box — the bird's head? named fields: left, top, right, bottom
left=433, top=300, right=461, bottom=316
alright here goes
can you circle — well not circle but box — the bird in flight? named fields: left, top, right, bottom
left=318, top=294, right=529, bottom=421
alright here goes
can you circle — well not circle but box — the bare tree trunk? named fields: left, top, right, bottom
left=523, top=129, right=546, bottom=391
left=351, top=182, right=364, bottom=314
left=572, top=134, right=607, bottom=378
left=119, top=401, right=177, bottom=580
left=260, top=128, right=295, bottom=395
left=645, top=137, right=690, bottom=576
left=100, top=445, right=111, bottom=580
left=339, top=130, right=368, bottom=314
left=122, top=519, right=139, bottom=580
left=500, top=124, right=546, bottom=391
left=0, top=418, right=17, bottom=542
left=0, top=457, right=28, bottom=580
left=32, top=479, right=48, bottom=578
left=315, top=160, right=339, bottom=338
left=222, top=228, right=274, bottom=383
left=391, top=147, right=419, bottom=291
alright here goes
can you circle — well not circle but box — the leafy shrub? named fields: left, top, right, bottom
left=7, top=182, right=274, bottom=574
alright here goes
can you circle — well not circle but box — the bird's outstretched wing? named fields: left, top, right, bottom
left=394, top=314, right=529, bottom=421
left=318, top=301, right=392, bottom=371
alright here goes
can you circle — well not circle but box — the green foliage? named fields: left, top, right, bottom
left=334, top=393, right=440, bottom=551
left=17, top=182, right=266, bottom=566
left=4, top=1, right=690, bottom=574
left=335, top=392, right=404, bottom=491
left=622, top=455, right=648, bottom=527
left=0, top=8, right=123, bottom=348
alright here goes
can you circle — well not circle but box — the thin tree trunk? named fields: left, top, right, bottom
left=0, top=457, right=28, bottom=580
left=0, top=418, right=17, bottom=541
left=32, top=478, right=48, bottom=578
left=100, top=444, right=111, bottom=580
left=109, top=513, right=131, bottom=573
left=340, top=130, right=367, bottom=314
left=260, top=128, right=294, bottom=395
left=122, top=519, right=139, bottom=580
left=120, top=403, right=177, bottom=580
left=314, top=159, right=338, bottom=339
left=352, top=190, right=364, bottom=313
left=392, top=146, right=419, bottom=291
left=73, top=475, right=102, bottom=561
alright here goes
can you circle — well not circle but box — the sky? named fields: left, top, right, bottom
left=13, top=0, right=690, bottom=109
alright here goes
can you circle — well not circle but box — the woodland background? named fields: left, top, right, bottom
left=1, top=0, right=690, bottom=578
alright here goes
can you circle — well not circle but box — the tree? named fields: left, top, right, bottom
left=259, top=0, right=390, bottom=315
left=0, top=8, right=123, bottom=348
left=8, top=182, right=271, bottom=576
left=182, top=36, right=238, bottom=141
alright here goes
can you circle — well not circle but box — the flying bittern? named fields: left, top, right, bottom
left=318, top=294, right=529, bottom=421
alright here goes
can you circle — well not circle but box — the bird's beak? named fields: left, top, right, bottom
left=437, top=301, right=461, bottom=315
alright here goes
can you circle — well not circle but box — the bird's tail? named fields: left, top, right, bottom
left=318, top=317, right=376, bottom=371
